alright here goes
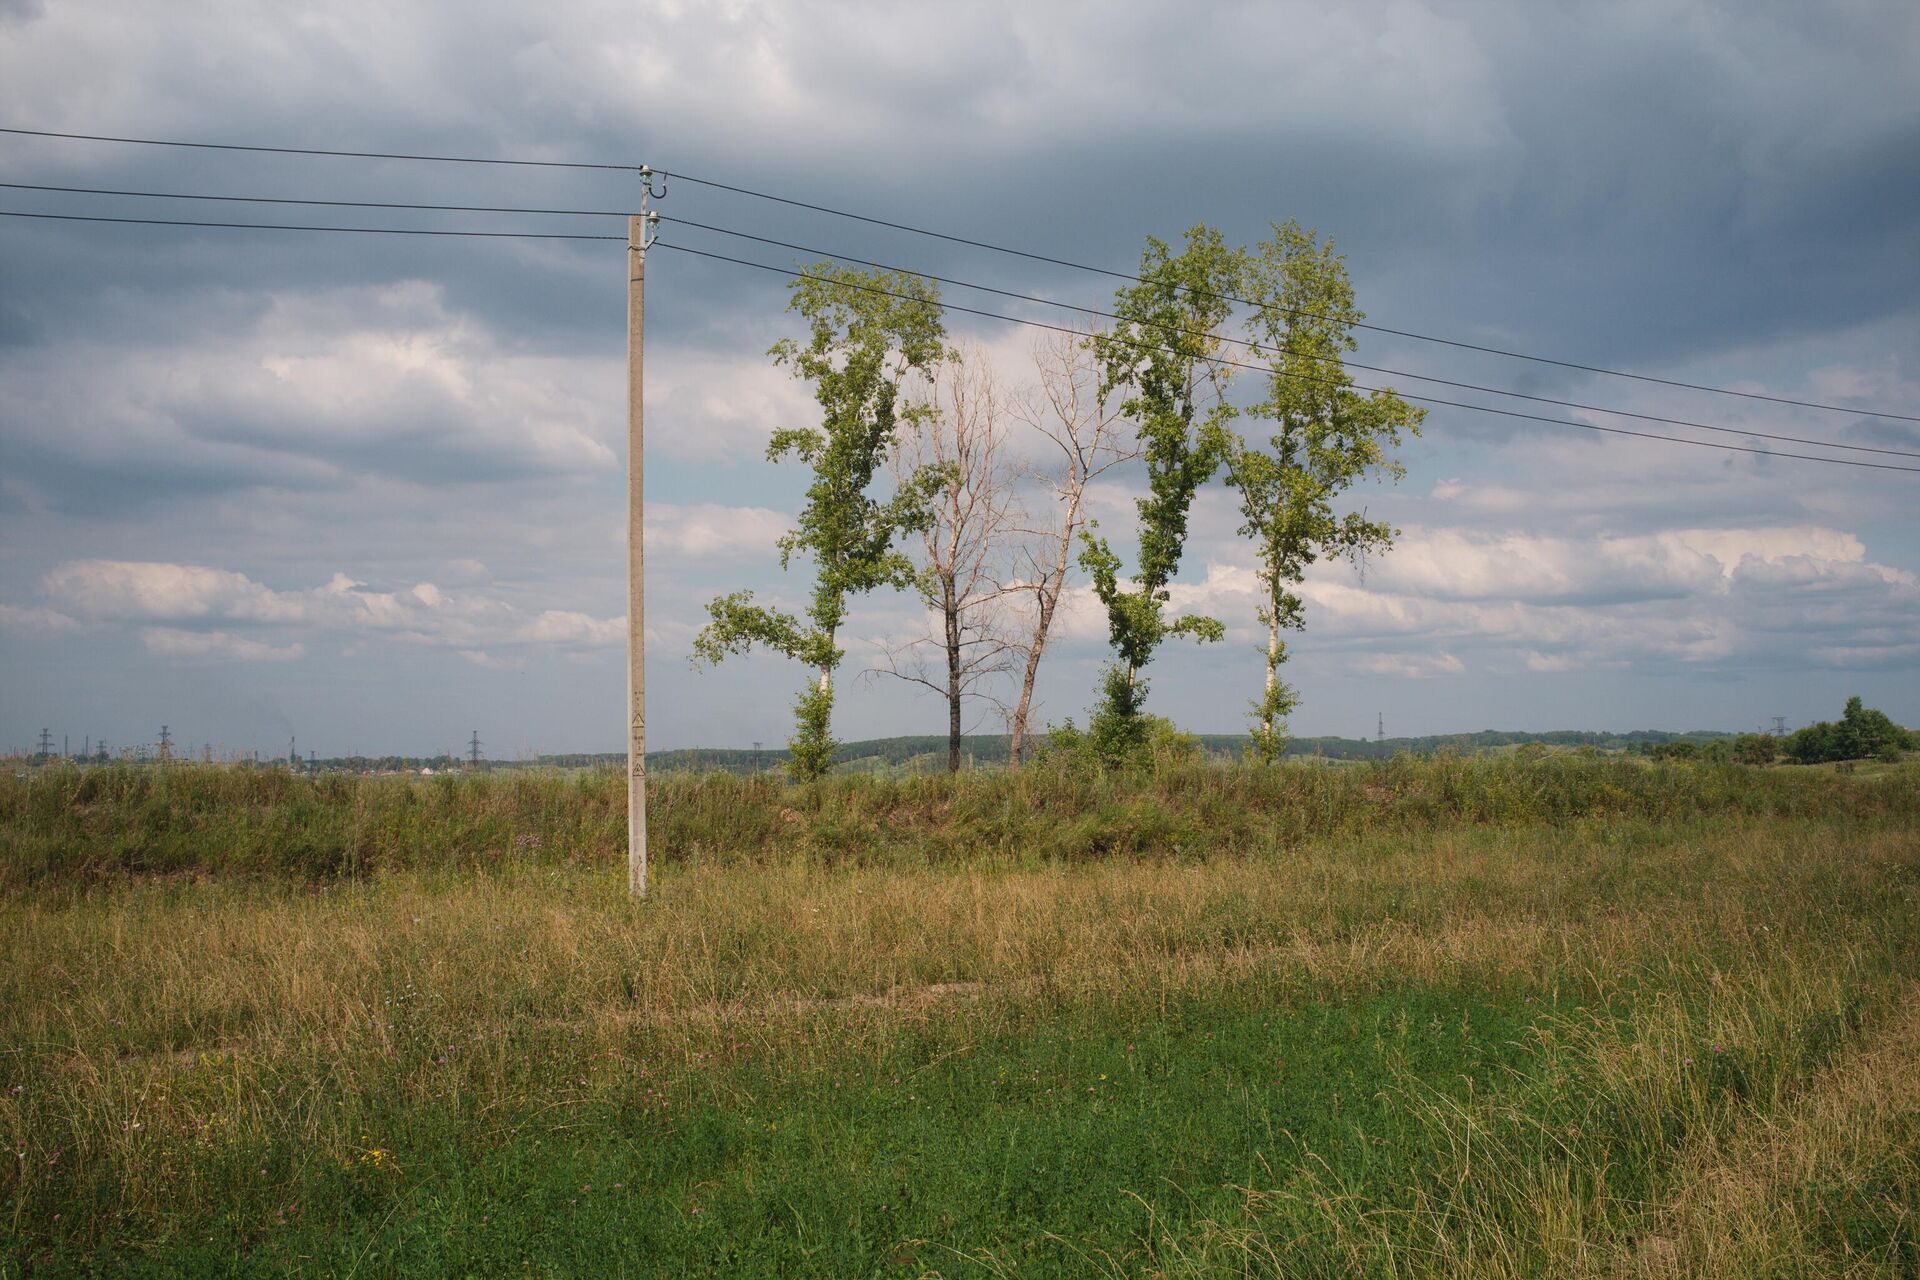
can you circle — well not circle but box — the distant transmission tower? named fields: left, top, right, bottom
left=1771, top=716, right=1787, bottom=737
left=158, top=725, right=172, bottom=762
left=751, top=741, right=762, bottom=775
left=468, top=730, right=483, bottom=770
left=36, top=728, right=53, bottom=757
left=1377, top=712, right=1385, bottom=744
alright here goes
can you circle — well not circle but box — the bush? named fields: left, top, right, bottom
left=1036, top=706, right=1199, bottom=774
left=1784, top=696, right=1913, bottom=764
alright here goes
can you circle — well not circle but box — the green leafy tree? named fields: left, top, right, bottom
left=1078, top=226, right=1244, bottom=759
left=1230, top=221, right=1423, bottom=761
left=1784, top=696, right=1913, bottom=764
left=694, top=264, right=948, bottom=780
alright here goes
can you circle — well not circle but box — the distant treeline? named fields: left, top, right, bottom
left=531, top=728, right=1740, bottom=776
left=16, top=731, right=1753, bottom=776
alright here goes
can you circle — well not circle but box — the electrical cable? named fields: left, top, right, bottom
left=651, top=241, right=1920, bottom=475
left=649, top=168, right=1920, bottom=424
left=6, top=124, right=1912, bottom=422
left=0, top=125, right=636, bottom=171
left=6, top=180, right=1904, bottom=456
left=1, top=203, right=1910, bottom=471
left=0, top=208, right=622, bottom=241
left=0, top=180, right=628, bottom=217
left=655, top=213, right=1920, bottom=459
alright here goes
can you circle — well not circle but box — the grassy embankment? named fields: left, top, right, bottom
left=3, top=758, right=1918, bottom=1276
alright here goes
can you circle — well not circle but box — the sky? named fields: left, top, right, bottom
left=1, top=0, right=1916, bottom=759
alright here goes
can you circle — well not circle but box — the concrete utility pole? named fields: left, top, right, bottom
left=627, top=175, right=662, bottom=899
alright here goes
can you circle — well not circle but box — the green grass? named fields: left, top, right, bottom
left=3, top=760, right=1918, bottom=1276
left=3, top=755, right=1914, bottom=886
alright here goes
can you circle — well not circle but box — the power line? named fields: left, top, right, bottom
left=4, top=202, right=1912, bottom=472
left=0, top=125, right=637, bottom=171
left=8, top=179, right=1904, bottom=457
left=7, top=124, right=1913, bottom=423
left=649, top=168, right=1920, bottom=425
left=655, top=213, right=1920, bottom=460
left=0, top=208, right=622, bottom=241
left=0, top=180, right=630, bottom=217
left=652, top=241, right=1920, bottom=475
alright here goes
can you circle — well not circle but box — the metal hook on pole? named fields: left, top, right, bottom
left=635, top=166, right=664, bottom=251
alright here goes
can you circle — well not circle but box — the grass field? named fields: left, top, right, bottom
left=4, top=759, right=1918, bottom=1276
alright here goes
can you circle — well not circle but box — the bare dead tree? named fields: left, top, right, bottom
left=880, top=346, right=1018, bottom=772
left=1003, top=328, right=1140, bottom=765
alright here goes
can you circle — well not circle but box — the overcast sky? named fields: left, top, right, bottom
left=2, top=0, right=1916, bottom=758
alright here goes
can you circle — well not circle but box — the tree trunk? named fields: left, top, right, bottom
left=1009, top=586, right=1055, bottom=767
left=1262, top=610, right=1281, bottom=758
left=1010, top=500, right=1081, bottom=767
left=944, top=578, right=962, bottom=772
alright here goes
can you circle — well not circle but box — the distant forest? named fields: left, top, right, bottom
left=529, top=728, right=1739, bottom=775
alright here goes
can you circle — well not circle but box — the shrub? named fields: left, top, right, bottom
left=1784, top=696, right=1912, bottom=764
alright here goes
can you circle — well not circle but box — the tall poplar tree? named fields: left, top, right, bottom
left=694, top=263, right=948, bottom=780
left=1231, top=221, right=1423, bottom=760
left=1078, top=225, right=1244, bottom=759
